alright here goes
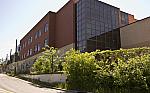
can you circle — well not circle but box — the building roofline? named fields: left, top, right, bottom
left=97, top=0, right=120, bottom=9
left=97, top=0, right=136, bottom=17
left=20, top=0, right=71, bottom=42
left=119, top=16, right=150, bottom=29
left=56, top=0, right=72, bottom=13
left=120, top=11, right=134, bottom=17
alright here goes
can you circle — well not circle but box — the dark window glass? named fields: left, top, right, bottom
left=76, top=0, right=121, bottom=52
left=44, top=23, right=48, bottom=32
left=44, top=38, right=49, bottom=46
left=39, top=30, right=42, bottom=37
left=35, top=32, right=38, bottom=39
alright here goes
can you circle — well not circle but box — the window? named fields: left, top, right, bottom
left=35, top=32, right=38, bottom=39
left=37, top=44, right=41, bottom=51
left=27, top=50, right=30, bottom=56
left=34, top=45, right=38, bottom=53
left=28, top=37, right=32, bottom=44
left=44, top=38, right=48, bottom=46
left=30, top=37, right=32, bottom=43
left=44, top=23, right=48, bottom=32
left=29, top=49, right=32, bottom=56
left=35, top=29, right=42, bottom=39
left=39, top=30, right=42, bottom=37
left=22, top=43, right=24, bottom=49
left=22, top=55, right=23, bottom=59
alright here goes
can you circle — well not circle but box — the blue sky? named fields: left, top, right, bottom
left=0, top=0, right=150, bottom=59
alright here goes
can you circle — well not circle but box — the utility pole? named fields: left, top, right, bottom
left=10, top=49, right=12, bottom=63
left=2, top=58, right=3, bottom=62
left=15, top=39, right=18, bottom=62
left=15, top=39, right=17, bottom=53
left=6, top=54, right=8, bottom=62
left=51, top=55, right=53, bottom=73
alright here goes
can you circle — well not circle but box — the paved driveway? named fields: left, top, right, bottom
left=0, top=74, right=65, bottom=93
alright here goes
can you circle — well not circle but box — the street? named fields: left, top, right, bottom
left=0, top=74, right=65, bottom=93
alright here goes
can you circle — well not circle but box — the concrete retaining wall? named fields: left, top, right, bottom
left=20, top=74, right=67, bottom=83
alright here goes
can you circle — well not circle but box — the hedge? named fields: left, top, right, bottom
left=64, top=47, right=150, bottom=92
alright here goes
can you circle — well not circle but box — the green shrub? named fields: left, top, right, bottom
left=31, top=47, right=150, bottom=92
left=96, top=54, right=150, bottom=90
left=93, top=47, right=150, bottom=63
left=31, top=47, right=59, bottom=74
left=64, top=47, right=150, bottom=92
left=64, top=49, right=97, bottom=91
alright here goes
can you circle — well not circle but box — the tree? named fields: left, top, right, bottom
left=32, top=46, right=59, bottom=74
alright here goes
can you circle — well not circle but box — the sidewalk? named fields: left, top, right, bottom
left=0, top=88, right=14, bottom=93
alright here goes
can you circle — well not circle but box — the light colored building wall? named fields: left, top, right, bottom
left=57, top=43, right=75, bottom=57
left=6, top=43, right=74, bottom=74
left=120, top=17, right=150, bottom=48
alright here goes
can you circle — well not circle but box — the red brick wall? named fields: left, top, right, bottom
left=49, top=12, right=56, bottom=47
left=72, top=0, right=79, bottom=3
left=55, top=0, right=75, bottom=48
left=128, top=14, right=136, bottom=24
left=20, top=12, right=56, bottom=60
left=19, top=0, right=76, bottom=60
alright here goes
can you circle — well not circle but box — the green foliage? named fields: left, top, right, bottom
left=55, top=83, right=68, bottom=89
left=93, top=47, right=150, bottom=90
left=64, top=49, right=97, bottom=91
left=32, top=47, right=59, bottom=74
left=96, top=54, right=150, bottom=90
left=93, top=47, right=150, bottom=63
left=31, top=47, right=150, bottom=92
left=64, top=47, right=150, bottom=92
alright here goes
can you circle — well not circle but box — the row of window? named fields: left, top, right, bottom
left=77, top=17, right=118, bottom=27
left=21, top=38, right=48, bottom=59
left=21, top=44, right=40, bottom=59
left=35, top=23, right=49, bottom=39
left=77, top=23, right=115, bottom=33
left=21, top=23, right=49, bottom=49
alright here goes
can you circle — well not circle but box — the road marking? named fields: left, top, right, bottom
left=0, top=88, right=14, bottom=93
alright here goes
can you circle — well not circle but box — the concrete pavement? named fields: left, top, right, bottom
left=0, top=88, right=13, bottom=93
left=0, top=74, right=66, bottom=93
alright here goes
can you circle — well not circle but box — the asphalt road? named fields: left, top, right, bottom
left=0, top=74, right=66, bottom=93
